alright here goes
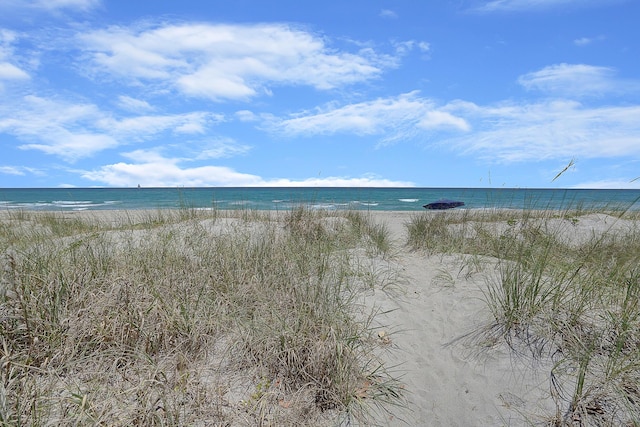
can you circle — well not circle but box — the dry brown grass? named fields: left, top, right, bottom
left=0, top=207, right=401, bottom=426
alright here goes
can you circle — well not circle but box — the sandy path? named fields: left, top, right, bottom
left=364, top=212, right=553, bottom=426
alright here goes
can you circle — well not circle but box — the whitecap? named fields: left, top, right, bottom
left=52, top=200, right=93, bottom=205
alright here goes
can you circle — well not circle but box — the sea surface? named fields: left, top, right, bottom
left=1, top=187, right=639, bottom=212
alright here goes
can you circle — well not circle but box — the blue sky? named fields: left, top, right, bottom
left=0, top=0, right=639, bottom=188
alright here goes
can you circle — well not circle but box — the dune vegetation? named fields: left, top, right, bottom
left=406, top=207, right=640, bottom=426
left=0, top=207, right=400, bottom=426
left=3, top=203, right=640, bottom=426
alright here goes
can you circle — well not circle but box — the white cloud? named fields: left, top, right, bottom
left=418, top=42, right=431, bottom=52
left=82, top=160, right=262, bottom=187
left=573, top=35, right=606, bottom=47
left=573, top=36, right=605, bottom=46
left=234, top=110, right=258, bottom=122
left=96, top=112, right=222, bottom=137
left=78, top=23, right=396, bottom=101
left=473, top=0, right=618, bottom=12
left=0, top=30, right=29, bottom=81
left=0, top=0, right=100, bottom=12
left=20, top=133, right=118, bottom=161
left=392, top=40, right=431, bottom=56
left=34, top=0, right=100, bottom=11
left=0, top=165, right=44, bottom=177
left=0, top=62, right=29, bottom=80
left=0, top=165, right=25, bottom=175
left=191, top=138, right=251, bottom=160
left=574, top=37, right=592, bottom=46
left=132, top=138, right=251, bottom=162
left=0, top=29, right=16, bottom=44
left=379, top=9, right=398, bottom=19
left=116, top=95, right=155, bottom=112
left=444, top=99, right=640, bottom=162
left=174, top=122, right=204, bottom=134
left=0, top=95, right=117, bottom=161
left=419, top=110, right=470, bottom=130
left=519, top=63, right=613, bottom=96
left=82, top=152, right=413, bottom=187
left=70, top=86, right=629, bottom=185
left=120, top=149, right=164, bottom=163
left=573, top=35, right=606, bottom=46
left=0, top=95, right=223, bottom=161
left=267, top=91, right=469, bottom=141
left=518, top=63, right=640, bottom=97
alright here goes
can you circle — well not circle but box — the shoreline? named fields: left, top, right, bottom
left=2, top=187, right=639, bottom=213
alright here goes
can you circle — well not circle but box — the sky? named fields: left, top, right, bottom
left=0, top=0, right=639, bottom=189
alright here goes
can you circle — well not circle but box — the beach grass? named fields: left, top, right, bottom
left=406, top=207, right=640, bottom=425
left=0, top=207, right=402, bottom=426
left=5, top=203, right=640, bottom=425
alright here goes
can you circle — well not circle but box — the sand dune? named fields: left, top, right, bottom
left=3, top=208, right=638, bottom=426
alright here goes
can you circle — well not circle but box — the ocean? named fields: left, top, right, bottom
left=1, top=187, right=639, bottom=212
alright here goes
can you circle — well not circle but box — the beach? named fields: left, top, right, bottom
left=2, top=208, right=640, bottom=426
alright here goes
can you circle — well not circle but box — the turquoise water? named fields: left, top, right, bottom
left=0, top=187, right=639, bottom=211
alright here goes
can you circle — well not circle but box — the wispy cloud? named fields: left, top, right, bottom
left=392, top=40, right=430, bottom=56
left=0, top=30, right=30, bottom=83
left=234, top=110, right=259, bottom=122
left=96, top=112, right=223, bottom=138
left=518, top=63, right=640, bottom=97
left=0, top=0, right=100, bottom=12
left=379, top=9, right=398, bottom=19
left=0, top=95, right=224, bottom=161
left=0, top=165, right=43, bottom=176
left=267, top=91, right=469, bottom=142
left=116, top=95, right=155, bottom=113
left=272, top=87, right=640, bottom=164
left=184, top=137, right=252, bottom=161
left=77, top=23, right=398, bottom=102
left=573, top=35, right=605, bottom=46
left=574, top=37, right=592, bottom=46
left=0, top=95, right=117, bottom=161
left=0, top=166, right=22, bottom=176
left=445, top=99, right=640, bottom=162
left=472, top=0, right=619, bottom=12
left=36, top=0, right=100, bottom=11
